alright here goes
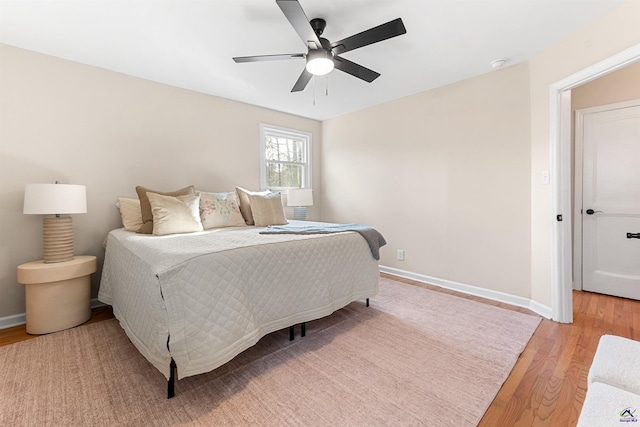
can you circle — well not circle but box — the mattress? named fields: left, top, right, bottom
left=98, top=221, right=380, bottom=380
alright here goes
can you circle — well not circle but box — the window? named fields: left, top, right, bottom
left=260, top=124, right=312, bottom=191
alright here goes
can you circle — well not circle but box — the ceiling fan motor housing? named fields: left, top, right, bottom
left=318, top=37, right=331, bottom=50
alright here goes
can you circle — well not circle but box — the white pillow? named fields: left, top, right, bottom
left=117, top=197, right=143, bottom=232
left=147, top=192, right=203, bottom=236
left=248, top=192, right=288, bottom=227
left=199, top=191, right=246, bottom=229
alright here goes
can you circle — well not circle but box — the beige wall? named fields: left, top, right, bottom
left=321, top=0, right=640, bottom=311
left=1, top=0, right=639, bottom=321
left=572, top=61, right=640, bottom=111
left=0, top=44, right=321, bottom=318
left=528, top=0, right=640, bottom=307
left=321, top=63, right=532, bottom=297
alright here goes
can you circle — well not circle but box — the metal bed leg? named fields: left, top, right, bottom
left=301, top=322, right=306, bottom=337
left=366, top=298, right=369, bottom=307
left=289, top=325, right=295, bottom=341
left=168, top=359, right=176, bottom=399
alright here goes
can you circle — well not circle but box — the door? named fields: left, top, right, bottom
left=581, top=103, right=640, bottom=299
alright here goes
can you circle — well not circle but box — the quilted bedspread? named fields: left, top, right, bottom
left=98, top=221, right=380, bottom=380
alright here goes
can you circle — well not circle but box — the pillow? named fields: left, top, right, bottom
left=117, top=197, right=143, bottom=232
left=136, top=185, right=195, bottom=234
left=147, top=192, right=203, bottom=236
left=199, top=191, right=246, bottom=229
left=248, top=192, right=288, bottom=227
left=236, top=187, right=270, bottom=225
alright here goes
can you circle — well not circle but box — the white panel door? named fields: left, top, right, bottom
left=582, top=104, right=640, bottom=299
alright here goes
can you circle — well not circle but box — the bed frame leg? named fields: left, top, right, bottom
left=289, top=325, right=295, bottom=341
left=168, top=359, right=176, bottom=399
left=301, top=322, right=306, bottom=337
left=366, top=298, right=369, bottom=307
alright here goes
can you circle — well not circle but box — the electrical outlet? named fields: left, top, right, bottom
left=397, top=249, right=405, bottom=261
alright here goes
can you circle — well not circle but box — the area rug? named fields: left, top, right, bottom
left=0, top=277, right=541, bottom=426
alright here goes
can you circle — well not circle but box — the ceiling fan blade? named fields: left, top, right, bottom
left=330, top=18, right=406, bottom=55
left=291, top=69, right=313, bottom=92
left=233, top=53, right=305, bottom=63
left=333, top=56, right=380, bottom=83
left=276, top=0, right=322, bottom=49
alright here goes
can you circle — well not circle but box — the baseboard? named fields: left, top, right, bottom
left=0, top=313, right=26, bottom=330
left=380, top=265, right=552, bottom=320
left=0, top=298, right=105, bottom=330
left=528, top=299, right=553, bottom=319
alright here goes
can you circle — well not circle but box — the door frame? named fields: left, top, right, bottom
left=550, top=43, right=640, bottom=323
left=573, top=99, right=640, bottom=292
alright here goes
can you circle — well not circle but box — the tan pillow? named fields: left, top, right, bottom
left=248, top=192, right=288, bottom=227
left=236, top=187, right=269, bottom=225
left=199, top=191, right=247, bottom=229
left=136, top=185, right=195, bottom=234
left=147, top=192, right=203, bottom=236
left=117, top=197, right=143, bottom=232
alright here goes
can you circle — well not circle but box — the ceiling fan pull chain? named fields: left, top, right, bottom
left=326, top=75, right=329, bottom=97
left=312, top=76, right=316, bottom=106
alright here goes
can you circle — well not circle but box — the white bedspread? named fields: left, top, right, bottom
left=99, top=222, right=380, bottom=379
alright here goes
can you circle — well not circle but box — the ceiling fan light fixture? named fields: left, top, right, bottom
left=306, top=49, right=334, bottom=76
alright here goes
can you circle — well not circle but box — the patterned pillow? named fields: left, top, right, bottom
left=147, top=192, right=203, bottom=236
left=199, top=191, right=246, bottom=229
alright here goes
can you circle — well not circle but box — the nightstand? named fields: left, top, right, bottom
left=17, top=255, right=97, bottom=334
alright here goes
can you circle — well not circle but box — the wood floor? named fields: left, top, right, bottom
left=2, top=274, right=639, bottom=426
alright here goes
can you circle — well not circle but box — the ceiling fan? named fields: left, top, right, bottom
left=233, top=0, right=407, bottom=92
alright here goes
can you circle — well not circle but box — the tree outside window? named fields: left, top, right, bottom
left=260, top=124, right=311, bottom=190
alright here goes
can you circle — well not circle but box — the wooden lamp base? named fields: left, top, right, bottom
left=42, top=216, right=74, bottom=263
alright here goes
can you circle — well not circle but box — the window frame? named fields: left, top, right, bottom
left=259, top=123, right=312, bottom=191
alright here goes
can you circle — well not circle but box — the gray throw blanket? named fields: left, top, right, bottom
left=260, top=223, right=387, bottom=260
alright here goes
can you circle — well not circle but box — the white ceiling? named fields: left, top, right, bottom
left=0, top=0, right=624, bottom=121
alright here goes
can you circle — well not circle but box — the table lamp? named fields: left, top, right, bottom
left=23, top=182, right=87, bottom=263
left=287, top=188, right=313, bottom=221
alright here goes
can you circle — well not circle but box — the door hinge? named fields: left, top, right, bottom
left=557, top=214, right=563, bottom=222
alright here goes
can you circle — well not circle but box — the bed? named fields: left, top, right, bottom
left=98, top=220, right=381, bottom=396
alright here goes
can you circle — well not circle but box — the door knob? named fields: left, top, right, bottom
left=585, top=209, right=603, bottom=215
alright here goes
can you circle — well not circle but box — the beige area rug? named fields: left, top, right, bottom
left=0, top=278, right=541, bottom=426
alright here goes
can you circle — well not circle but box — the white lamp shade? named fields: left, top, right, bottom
left=23, top=183, right=87, bottom=215
left=287, top=189, right=313, bottom=207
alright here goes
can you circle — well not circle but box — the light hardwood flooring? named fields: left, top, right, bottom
left=2, top=273, right=639, bottom=426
